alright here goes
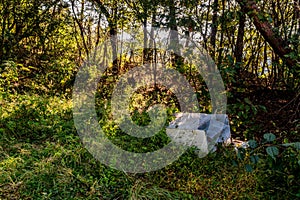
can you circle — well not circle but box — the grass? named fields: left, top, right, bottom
left=0, top=93, right=299, bottom=199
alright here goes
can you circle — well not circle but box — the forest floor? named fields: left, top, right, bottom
left=253, top=89, right=299, bottom=134
left=0, top=85, right=299, bottom=199
left=234, top=88, right=299, bottom=141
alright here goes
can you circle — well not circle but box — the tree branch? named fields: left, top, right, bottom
left=236, top=0, right=298, bottom=68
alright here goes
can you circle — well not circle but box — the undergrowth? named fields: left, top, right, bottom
left=0, top=93, right=299, bottom=199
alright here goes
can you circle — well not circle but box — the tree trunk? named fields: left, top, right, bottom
left=210, top=0, right=219, bottom=60
left=168, top=0, right=181, bottom=68
left=236, top=0, right=298, bottom=68
left=93, top=0, right=119, bottom=75
left=234, top=6, right=246, bottom=74
left=148, top=12, right=156, bottom=63
left=109, top=23, right=118, bottom=75
left=143, top=19, right=148, bottom=64
left=71, top=0, right=89, bottom=57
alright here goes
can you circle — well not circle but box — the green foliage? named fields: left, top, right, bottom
left=263, top=133, right=276, bottom=142
left=0, top=59, right=77, bottom=95
left=228, top=97, right=267, bottom=138
left=1, top=92, right=299, bottom=199
left=0, top=0, right=77, bottom=96
left=0, top=0, right=299, bottom=198
left=0, top=61, right=20, bottom=93
left=234, top=133, right=300, bottom=197
left=0, top=94, right=73, bottom=141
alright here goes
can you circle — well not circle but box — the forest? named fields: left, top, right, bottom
left=0, top=0, right=299, bottom=199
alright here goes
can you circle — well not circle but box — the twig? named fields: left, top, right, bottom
left=276, top=92, right=300, bottom=113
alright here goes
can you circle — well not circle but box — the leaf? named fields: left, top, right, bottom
left=266, top=146, right=279, bottom=160
left=264, top=133, right=276, bottom=142
left=259, top=105, right=267, bottom=112
left=268, top=16, right=273, bottom=23
left=248, top=140, right=258, bottom=149
left=282, top=142, right=300, bottom=150
left=244, top=98, right=252, bottom=105
left=232, top=160, right=238, bottom=167
left=294, top=142, right=300, bottom=150
left=258, top=13, right=264, bottom=20
left=237, top=149, right=245, bottom=160
left=250, top=155, right=259, bottom=164
left=245, top=164, right=253, bottom=172
left=281, top=143, right=293, bottom=147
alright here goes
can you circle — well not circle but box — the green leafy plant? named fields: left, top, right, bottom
left=228, top=98, right=267, bottom=138
left=234, top=133, right=300, bottom=196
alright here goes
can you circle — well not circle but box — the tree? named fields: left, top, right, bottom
left=91, top=0, right=120, bottom=75
left=234, top=6, right=246, bottom=74
left=236, top=0, right=299, bottom=68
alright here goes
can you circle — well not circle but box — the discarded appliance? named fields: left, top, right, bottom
left=166, top=113, right=231, bottom=158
